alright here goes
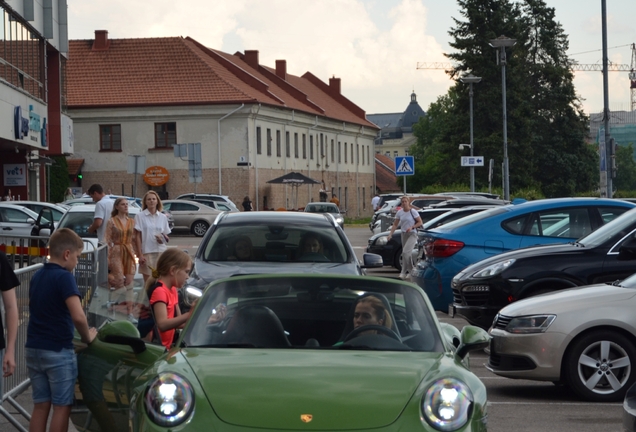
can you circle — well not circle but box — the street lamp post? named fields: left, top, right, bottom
left=459, top=73, right=481, bottom=192
left=490, top=35, right=516, bottom=201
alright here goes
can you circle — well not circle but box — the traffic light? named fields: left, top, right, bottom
left=77, top=173, right=83, bottom=179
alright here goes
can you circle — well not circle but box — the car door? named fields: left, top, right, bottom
left=0, top=207, right=37, bottom=237
left=164, top=202, right=198, bottom=230
left=515, top=207, right=593, bottom=248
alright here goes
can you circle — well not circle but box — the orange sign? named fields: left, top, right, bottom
left=143, top=166, right=170, bottom=186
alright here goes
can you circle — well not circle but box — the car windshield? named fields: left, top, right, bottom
left=429, top=206, right=509, bottom=231
left=305, top=204, right=339, bottom=214
left=182, top=275, right=444, bottom=352
left=578, top=207, right=636, bottom=248
left=202, top=222, right=349, bottom=263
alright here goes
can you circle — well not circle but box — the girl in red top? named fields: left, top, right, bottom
left=146, top=248, right=194, bottom=349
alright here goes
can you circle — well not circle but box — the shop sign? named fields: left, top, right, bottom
left=4, top=164, right=26, bottom=186
left=143, top=166, right=170, bottom=186
left=13, top=105, right=47, bottom=147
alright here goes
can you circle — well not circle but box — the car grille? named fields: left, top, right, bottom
left=492, top=314, right=512, bottom=330
left=488, top=352, right=536, bottom=371
left=452, top=285, right=491, bottom=306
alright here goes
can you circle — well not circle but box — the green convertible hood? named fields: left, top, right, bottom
left=182, top=348, right=443, bottom=430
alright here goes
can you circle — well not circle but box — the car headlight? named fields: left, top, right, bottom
left=422, top=378, right=473, bottom=431
left=373, top=235, right=389, bottom=246
left=471, top=259, right=515, bottom=278
left=335, top=217, right=344, bottom=224
left=144, top=373, right=194, bottom=427
left=505, top=315, right=556, bottom=334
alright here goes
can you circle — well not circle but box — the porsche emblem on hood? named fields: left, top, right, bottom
left=300, top=414, right=313, bottom=423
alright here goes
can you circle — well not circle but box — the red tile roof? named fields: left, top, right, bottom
left=67, top=34, right=378, bottom=129
left=375, top=154, right=400, bottom=193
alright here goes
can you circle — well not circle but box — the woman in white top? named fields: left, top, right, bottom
left=134, top=191, right=172, bottom=282
left=388, top=196, right=423, bottom=280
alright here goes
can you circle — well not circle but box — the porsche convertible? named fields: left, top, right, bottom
left=72, top=274, right=489, bottom=431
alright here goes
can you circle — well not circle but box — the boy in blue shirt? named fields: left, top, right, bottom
left=26, top=228, right=97, bottom=432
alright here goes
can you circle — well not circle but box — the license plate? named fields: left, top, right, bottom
left=448, top=304, right=455, bottom=318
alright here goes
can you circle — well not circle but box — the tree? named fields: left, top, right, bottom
left=613, top=144, right=636, bottom=191
left=411, top=0, right=598, bottom=196
left=50, top=156, right=70, bottom=203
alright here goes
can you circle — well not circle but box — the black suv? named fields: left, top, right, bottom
left=451, top=207, right=636, bottom=329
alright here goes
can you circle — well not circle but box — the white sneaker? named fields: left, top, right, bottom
left=128, top=314, right=138, bottom=324
left=399, top=273, right=406, bottom=280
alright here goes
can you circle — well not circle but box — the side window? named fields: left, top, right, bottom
left=502, top=214, right=530, bottom=235
left=218, top=204, right=231, bottom=211
left=181, top=204, right=198, bottom=211
left=540, top=208, right=591, bottom=238
left=599, top=207, right=631, bottom=224
left=5, top=208, right=31, bottom=223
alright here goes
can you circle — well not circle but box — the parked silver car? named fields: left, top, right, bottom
left=488, top=265, right=636, bottom=402
left=303, top=202, right=344, bottom=228
left=162, top=200, right=221, bottom=237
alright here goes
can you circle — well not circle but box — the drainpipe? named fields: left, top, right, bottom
left=308, top=116, right=318, bottom=200
left=218, top=104, right=244, bottom=194
left=336, top=122, right=345, bottom=207
left=355, top=126, right=364, bottom=217
left=253, top=104, right=261, bottom=210
left=284, top=110, right=295, bottom=208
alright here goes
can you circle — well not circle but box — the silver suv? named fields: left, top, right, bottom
left=176, top=193, right=239, bottom=211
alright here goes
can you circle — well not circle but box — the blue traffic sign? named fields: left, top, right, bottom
left=395, top=156, right=414, bottom=176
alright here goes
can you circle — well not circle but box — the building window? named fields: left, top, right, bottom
left=356, top=144, right=359, bottom=165
left=368, top=147, right=371, bottom=164
left=320, top=134, right=324, bottom=159
left=256, top=126, right=262, bottom=155
left=285, top=131, right=290, bottom=157
left=302, top=134, right=307, bottom=159
left=351, top=146, right=354, bottom=164
left=100, top=125, right=121, bottom=151
left=276, top=130, right=281, bottom=157
left=331, top=139, right=335, bottom=163
left=385, top=151, right=390, bottom=157
left=267, top=128, right=272, bottom=156
left=405, top=150, right=409, bottom=156
left=155, top=123, right=176, bottom=149
left=361, top=145, right=364, bottom=165
left=294, top=133, right=299, bottom=158
left=310, top=135, right=314, bottom=159
left=393, top=151, right=398, bottom=158
left=344, top=143, right=348, bottom=163
left=338, top=142, right=341, bottom=163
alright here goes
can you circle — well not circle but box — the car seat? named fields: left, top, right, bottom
left=221, top=305, right=291, bottom=348
left=338, top=293, right=400, bottom=342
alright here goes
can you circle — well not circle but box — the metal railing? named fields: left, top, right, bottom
left=0, top=242, right=108, bottom=431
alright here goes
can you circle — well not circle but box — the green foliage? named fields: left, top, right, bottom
left=510, top=187, right=544, bottom=201
left=410, top=0, right=598, bottom=197
left=49, top=156, right=70, bottom=203
left=613, top=144, right=636, bottom=192
left=344, top=216, right=371, bottom=225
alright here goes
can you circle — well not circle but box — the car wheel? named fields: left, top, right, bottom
left=191, top=220, right=210, bottom=237
left=564, top=330, right=636, bottom=402
left=393, top=247, right=403, bottom=271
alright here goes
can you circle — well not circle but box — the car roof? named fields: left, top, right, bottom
left=164, top=199, right=219, bottom=209
left=215, top=211, right=337, bottom=227
left=63, top=204, right=140, bottom=215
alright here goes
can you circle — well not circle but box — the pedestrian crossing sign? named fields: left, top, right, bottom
left=395, top=156, right=414, bottom=176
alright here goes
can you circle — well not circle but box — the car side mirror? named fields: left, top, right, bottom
left=361, top=253, right=383, bottom=268
left=456, top=326, right=490, bottom=359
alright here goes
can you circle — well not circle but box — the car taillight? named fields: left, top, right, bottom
left=424, top=239, right=465, bottom=258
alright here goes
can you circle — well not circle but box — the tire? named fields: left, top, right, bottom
left=393, top=247, right=403, bottom=271
left=191, top=220, right=210, bottom=237
left=564, top=330, right=636, bottom=402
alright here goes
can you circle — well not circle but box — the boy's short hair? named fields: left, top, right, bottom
left=49, top=228, right=84, bottom=258
left=87, top=184, right=103, bottom=195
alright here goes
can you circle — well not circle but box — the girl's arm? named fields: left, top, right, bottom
left=153, top=302, right=191, bottom=332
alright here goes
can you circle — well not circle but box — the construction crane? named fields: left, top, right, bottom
left=417, top=43, right=636, bottom=110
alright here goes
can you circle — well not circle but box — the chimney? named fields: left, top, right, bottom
left=92, top=30, right=110, bottom=51
left=244, top=50, right=259, bottom=69
left=329, top=76, right=341, bottom=94
left=275, top=60, right=287, bottom=80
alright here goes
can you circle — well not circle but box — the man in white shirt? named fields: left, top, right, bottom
left=87, top=184, right=114, bottom=242
left=371, top=194, right=381, bottom=211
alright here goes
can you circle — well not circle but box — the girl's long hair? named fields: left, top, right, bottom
left=144, top=248, right=192, bottom=293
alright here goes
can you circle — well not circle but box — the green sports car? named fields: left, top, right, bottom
left=72, top=274, right=489, bottom=431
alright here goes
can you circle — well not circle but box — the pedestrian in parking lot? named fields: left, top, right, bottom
left=26, top=228, right=97, bottom=432
left=63, top=187, right=74, bottom=201
left=145, top=248, right=195, bottom=350
left=135, top=191, right=171, bottom=283
left=388, top=196, right=423, bottom=280
left=0, top=251, right=19, bottom=402
left=87, top=183, right=114, bottom=242
left=242, top=196, right=253, bottom=211
left=2, top=188, right=11, bottom=201
left=372, top=193, right=380, bottom=211
left=105, top=198, right=139, bottom=323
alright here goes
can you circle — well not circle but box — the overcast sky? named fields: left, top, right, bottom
left=68, top=0, right=636, bottom=116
